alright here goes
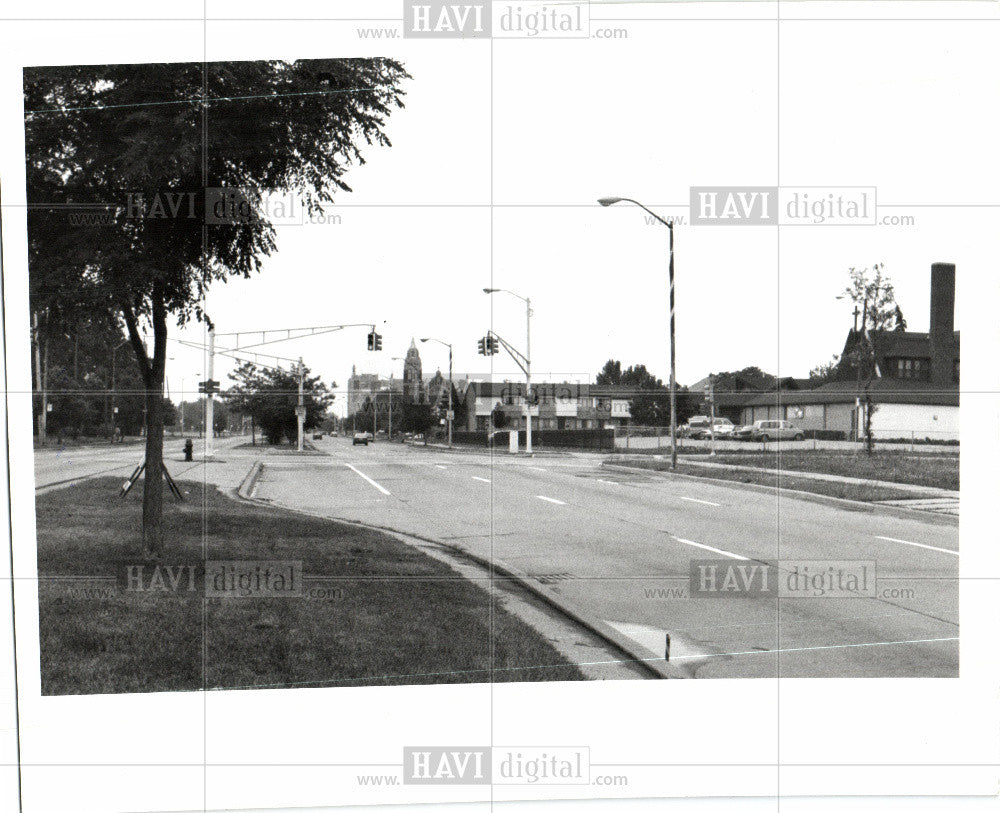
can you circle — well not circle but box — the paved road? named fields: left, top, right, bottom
left=33, top=435, right=958, bottom=678
left=33, top=435, right=247, bottom=492
left=249, top=436, right=958, bottom=679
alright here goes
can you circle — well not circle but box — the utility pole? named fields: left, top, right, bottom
left=33, top=310, right=48, bottom=445
left=448, top=343, right=453, bottom=448
left=206, top=328, right=216, bottom=458
left=296, top=357, right=305, bottom=452
left=707, top=375, right=716, bottom=457
left=525, top=297, right=532, bottom=455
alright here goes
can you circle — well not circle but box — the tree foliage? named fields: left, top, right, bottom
left=842, top=263, right=899, bottom=454
left=596, top=359, right=664, bottom=390
left=24, top=59, right=409, bottom=553
left=225, top=361, right=333, bottom=445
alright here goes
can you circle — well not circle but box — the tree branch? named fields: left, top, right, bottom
left=119, top=296, right=152, bottom=387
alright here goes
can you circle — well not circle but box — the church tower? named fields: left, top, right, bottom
left=403, top=338, right=423, bottom=402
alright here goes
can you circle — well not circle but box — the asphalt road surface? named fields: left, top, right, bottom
left=34, top=435, right=959, bottom=678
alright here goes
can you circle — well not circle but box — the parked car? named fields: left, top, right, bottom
left=679, top=415, right=711, bottom=438
left=732, top=424, right=755, bottom=441
left=352, top=431, right=373, bottom=446
left=312, top=432, right=324, bottom=440
left=750, top=420, right=805, bottom=442
left=689, top=417, right=736, bottom=440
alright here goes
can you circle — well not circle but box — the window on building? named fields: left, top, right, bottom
left=894, top=357, right=930, bottom=380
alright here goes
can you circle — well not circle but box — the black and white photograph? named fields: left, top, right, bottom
left=1, top=1, right=998, bottom=812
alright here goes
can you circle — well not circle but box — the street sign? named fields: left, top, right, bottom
left=294, top=406, right=307, bottom=418
left=446, top=410, right=455, bottom=420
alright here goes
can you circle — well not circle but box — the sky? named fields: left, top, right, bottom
left=8, top=7, right=993, bottom=415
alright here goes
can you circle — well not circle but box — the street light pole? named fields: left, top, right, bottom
left=297, top=357, right=305, bottom=452
left=206, top=328, right=216, bottom=458
left=420, top=338, right=454, bottom=448
left=598, top=197, right=678, bottom=470
left=391, top=356, right=405, bottom=440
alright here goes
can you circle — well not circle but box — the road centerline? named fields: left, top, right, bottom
left=874, top=535, right=958, bottom=556
left=344, top=463, right=391, bottom=496
left=670, top=535, right=748, bottom=561
left=680, top=496, right=721, bottom=507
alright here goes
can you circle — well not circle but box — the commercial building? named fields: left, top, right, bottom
left=736, top=262, right=960, bottom=440
left=460, top=380, right=641, bottom=432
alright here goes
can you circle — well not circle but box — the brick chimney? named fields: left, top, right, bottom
left=929, top=262, right=956, bottom=387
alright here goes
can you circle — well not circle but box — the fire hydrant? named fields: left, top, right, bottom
left=183, top=439, right=194, bottom=461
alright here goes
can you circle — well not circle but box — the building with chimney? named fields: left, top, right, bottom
left=736, top=262, right=959, bottom=440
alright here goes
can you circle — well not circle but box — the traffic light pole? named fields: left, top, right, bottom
left=297, top=357, right=305, bottom=452
left=206, top=328, right=215, bottom=458
left=525, top=297, right=532, bottom=456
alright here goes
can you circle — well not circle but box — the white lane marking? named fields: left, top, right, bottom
left=671, top=536, right=748, bottom=561
left=435, top=465, right=447, bottom=469
left=472, top=476, right=491, bottom=483
left=529, top=466, right=547, bottom=472
left=597, top=479, right=619, bottom=485
left=344, top=464, right=391, bottom=496
left=874, top=535, right=959, bottom=556
left=670, top=636, right=960, bottom=662
left=681, top=496, right=721, bottom=507
left=537, top=495, right=566, bottom=505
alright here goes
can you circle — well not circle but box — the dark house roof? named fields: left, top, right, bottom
left=738, top=379, right=959, bottom=408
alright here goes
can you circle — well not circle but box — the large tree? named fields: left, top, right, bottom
left=25, top=59, right=409, bottom=555
left=595, top=359, right=664, bottom=390
left=226, top=361, right=333, bottom=446
left=842, top=263, right=899, bottom=454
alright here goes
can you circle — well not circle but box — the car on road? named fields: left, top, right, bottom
left=352, top=431, right=373, bottom=446
left=732, top=424, right=755, bottom=441
left=749, top=419, right=805, bottom=442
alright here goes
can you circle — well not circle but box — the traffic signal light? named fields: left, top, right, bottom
left=374, top=332, right=382, bottom=351
left=367, top=330, right=382, bottom=351
left=477, top=336, right=487, bottom=355
left=486, top=336, right=499, bottom=355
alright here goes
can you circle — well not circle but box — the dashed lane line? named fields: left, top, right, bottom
left=472, top=476, right=491, bottom=483
left=874, top=535, right=958, bottom=556
left=344, top=463, right=391, bottom=496
left=670, top=535, right=748, bottom=561
left=536, top=495, right=566, bottom=505
left=681, top=496, right=721, bottom=507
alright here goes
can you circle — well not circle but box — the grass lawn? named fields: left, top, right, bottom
left=36, top=478, right=583, bottom=695
left=610, top=458, right=939, bottom=502
left=707, top=449, right=959, bottom=491
left=614, top=447, right=958, bottom=491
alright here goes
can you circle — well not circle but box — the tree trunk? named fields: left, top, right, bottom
left=142, top=382, right=165, bottom=556
left=121, top=286, right=168, bottom=557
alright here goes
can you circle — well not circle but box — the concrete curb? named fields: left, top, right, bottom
left=601, top=462, right=959, bottom=528
left=237, top=461, right=264, bottom=499
left=229, top=463, right=680, bottom=679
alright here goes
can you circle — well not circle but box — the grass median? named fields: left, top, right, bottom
left=36, top=477, right=583, bottom=695
left=608, top=457, right=940, bottom=502
left=613, top=447, right=958, bottom=492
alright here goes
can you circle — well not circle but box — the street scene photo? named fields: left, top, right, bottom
left=22, top=54, right=963, bottom=697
